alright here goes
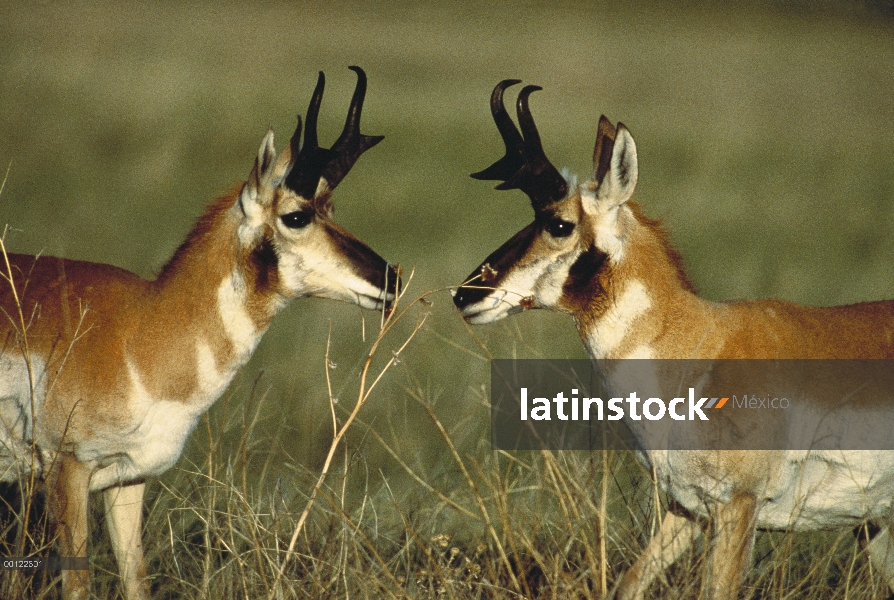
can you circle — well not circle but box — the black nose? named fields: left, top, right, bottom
left=453, top=268, right=492, bottom=310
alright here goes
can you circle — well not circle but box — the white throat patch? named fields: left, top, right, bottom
left=585, top=279, right=652, bottom=358
left=217, top=274, right=261, bottom=360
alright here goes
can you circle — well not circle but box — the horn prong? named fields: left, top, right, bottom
left=471, top=80, right=568, bottom=210
left=516, top=84, right=545, bottom=156
left=342, top=65, right=367, bottom=140
left=285, top=68, right=381, bottom=199
left=471, top=79, right=524, bottom=181
left=319, top=66, right=384, bottom=191
left=304, top=72, right=325, bottom=150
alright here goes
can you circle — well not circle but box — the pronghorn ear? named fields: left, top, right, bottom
left=593, top=122, right=637, bottom=208
left=240, top=128, right=278, bottom=209
left=271, top=115, right=302, bottom=186
left=592, top=115, right=617, bottom=185
left=257, top=127, right=277, bottom=178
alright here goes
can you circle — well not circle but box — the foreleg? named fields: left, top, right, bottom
left=104, top=481, right=150, bottom=600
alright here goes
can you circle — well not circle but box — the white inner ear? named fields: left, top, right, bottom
left=235, top=130, right=279, bottom=241
left=258, top=129, right=276, bottom=175
left=597, top=128, right=638, bottom=207
left=582, top=126, right=638, bottom=260
left=271, top=146, right=294, bottom=187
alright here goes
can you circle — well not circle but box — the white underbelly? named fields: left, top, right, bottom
left=0, top=352, right=47, bottom=480
left=83, top=358, right=225, bottom=491
left=85, top=399, right=203, bottom=491
left=647, top=449, right=894, bottom=530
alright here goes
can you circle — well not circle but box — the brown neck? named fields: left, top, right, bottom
left=574, top=209, right=714, bottom=360
left=127, top=192, right=277, bottom=404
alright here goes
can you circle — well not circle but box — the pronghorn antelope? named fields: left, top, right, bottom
left=0, top=66, right=398, bottom=600
left=453, top=80, right=894, bottom=599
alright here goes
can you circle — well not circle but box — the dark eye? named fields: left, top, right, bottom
left=546, top=218, right=575, bottom=238
left=280, top=210, right=314, bottom=229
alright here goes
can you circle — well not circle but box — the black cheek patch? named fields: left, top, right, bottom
left=249, top=235, right=279, bottom=293
left=453, top=223, right=539, bottom=310
left=326, top=224, right=400, bottom=298
left=562, top=244, right=608, bottom=313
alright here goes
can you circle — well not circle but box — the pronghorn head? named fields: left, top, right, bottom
left=235, top=66, right=399, bottom=311
left=453, top=79, right=643, bottom=325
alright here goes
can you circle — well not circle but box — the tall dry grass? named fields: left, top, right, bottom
left=0, top=283, right=889, bottom=597
left=1, top=2, right=893, bottom=598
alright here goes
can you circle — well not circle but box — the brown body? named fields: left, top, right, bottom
left=578, top=203, right=894, bottom=362
left=3, top=198, right=261, bottom=472
left=0, top=67, right=398, bottom=600
left=454, top=80, right=894, bottom=599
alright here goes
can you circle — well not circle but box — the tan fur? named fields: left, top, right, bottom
left=456, top=113, right=894, bottom=599
left=605, top=208, right=894, bottom=599
left=1, top=124, right=395, bottom=599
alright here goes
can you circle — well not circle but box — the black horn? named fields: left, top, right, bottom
left=321, top=66, right=385, bottom=190
left=285, top=67, right=383, bottom=199
left=471, top=79, right=524, bottom=181
left=472, top=81, right=568, bottom=212
left=285, top=72, right=337, bottom=200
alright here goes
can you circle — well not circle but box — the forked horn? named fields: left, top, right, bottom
left=470, top=79, right=524, bottom=181
left=285, top=72, right=335, bottom=199
left=322, top=66, right=385, bottom=189
left=471, top=80, right=568, bottom=211
left=285, top=67, right=383, bottom=199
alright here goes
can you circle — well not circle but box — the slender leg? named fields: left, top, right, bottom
left=704, top=494, right=758, bottom=600
left=47, top=454, right=92, bottom=600
left=863, top=525, right=894, bottom=594
left=104, top=481, right=150, bottom=600
left=617, top=511, right=699, bottom=600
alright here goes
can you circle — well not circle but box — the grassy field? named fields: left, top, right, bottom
left=1, top=1, right=894, bottom=598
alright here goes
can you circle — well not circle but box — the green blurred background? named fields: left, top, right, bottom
left=1, top=0, right=893, bottom=551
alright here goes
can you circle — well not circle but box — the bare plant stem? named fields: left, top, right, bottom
left=270, top=284, right=432, bottom=599
left=411, top=388, right=524, bottom=597
left=0, top=170, right=40, bottom=572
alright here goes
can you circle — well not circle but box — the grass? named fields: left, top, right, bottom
left=1, top=1, right=894, bottom=598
